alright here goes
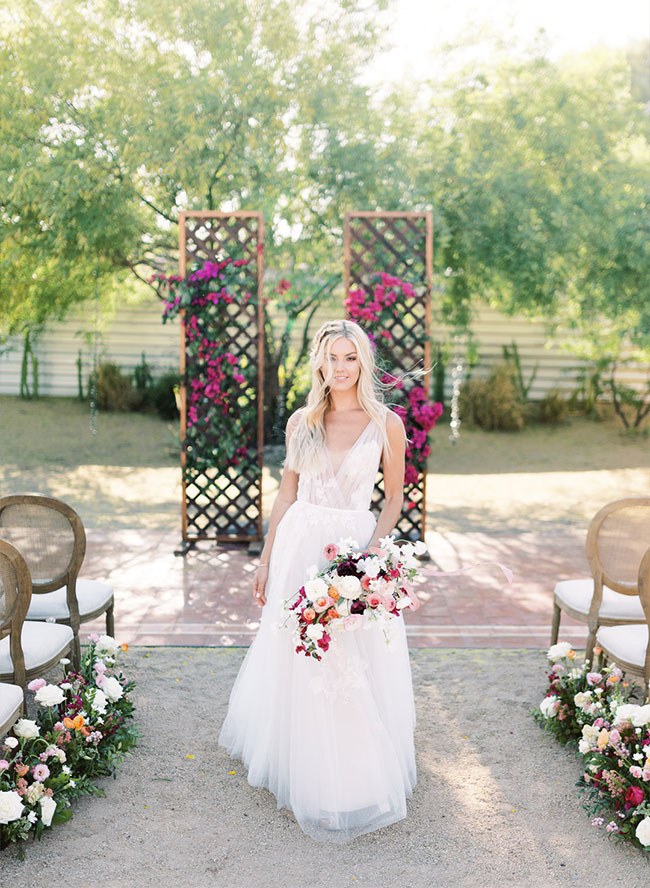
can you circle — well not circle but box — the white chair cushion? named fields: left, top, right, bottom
left=597, top=624, right=649, bottom=669
left=0, top=623, right=73, bottom=675
left=26, top=578, right=113, bottom=621
left=554, top=578, right=646, bottom=621
left=0, top=684, right=23, bottom=720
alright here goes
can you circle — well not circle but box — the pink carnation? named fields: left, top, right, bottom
left=27, top=678, right=46, bottom=692
left=32, top=763, right=50, bottom=782
left=586, top=672, right=603, bottom=686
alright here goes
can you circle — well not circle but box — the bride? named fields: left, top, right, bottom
left=218, top=318, right=417, bottom=842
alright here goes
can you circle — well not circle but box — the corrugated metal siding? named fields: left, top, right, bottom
left=0, top=295, right=645, bottom=399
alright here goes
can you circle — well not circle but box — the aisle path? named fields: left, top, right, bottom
left=83, top=526, right=588, bottom=649
left=3, top=648, right=647, bottom=887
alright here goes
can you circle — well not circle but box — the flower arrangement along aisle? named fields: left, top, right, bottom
left=0, top=634, right=138, bottom=857
left=283, top=536, right=425, bottom=660
left=534, top=642, right=650, bottom=853
left=153, top=256, right=258, bottom=473
left=344, top=272, right=442, bottom=508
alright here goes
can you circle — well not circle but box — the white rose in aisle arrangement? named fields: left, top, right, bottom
left=547, top=642, right=573, bottom=662
left=97, top=634, right=120, bottom=654
left=35, top=684, right=65, bottom=707
left=3, top=737, right=18, bottom=749
left=0, top=790, right=25, bottom=824
left=39, top=795, right=57, bottom=827
left=91, top=689, right=108, bottom=714
left=101, top=676, right=124, bottom=702
left=539, top=696, right=560, bottom=718
left=636, top=817, right=650, bottom=847
left=631, top=705, right=650, bottom=727
left=614, top=704, right=640, bottom=726
left=13, top=718, right=40, bottom=739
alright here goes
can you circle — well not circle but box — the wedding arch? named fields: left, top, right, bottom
left=344, top=210, right=435, bottom=543
left=177, top=210, right=265, bottom=550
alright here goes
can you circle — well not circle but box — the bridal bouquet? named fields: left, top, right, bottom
left=283, top=536, right=425, bottom=661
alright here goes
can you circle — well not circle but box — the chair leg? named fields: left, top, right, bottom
left=72, top=633, right=81, bottom=671
left=550, top=603, right=561, bottom=645
left=106, top=603, right=115, bottom=637
left=585, top=626, right=598, bottom=665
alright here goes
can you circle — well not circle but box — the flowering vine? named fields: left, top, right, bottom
left=153, top=258, right=258, bottom=473
left=344, top=272, right=442, bottom=504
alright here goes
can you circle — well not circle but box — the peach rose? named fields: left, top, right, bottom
left=302, top=607, right=316, bottom=623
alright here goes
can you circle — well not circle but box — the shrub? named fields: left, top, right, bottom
left=148, top=370, right=180, bottom=420
left=459, top=362, right=525, bottom=431
left=90, top=362, right=138, bottom=412
left=538, top=390, right=569, bottom=424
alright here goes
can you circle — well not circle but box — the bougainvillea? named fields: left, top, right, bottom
left=344, top=272, right=442, bottom=501
left=153, top=258, right=258, bottom=472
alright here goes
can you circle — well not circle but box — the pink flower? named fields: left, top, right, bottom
left=233, top=373, right=245, bottom=385
left=344, top=614, right=362, bottom=632
left=32, top=763, right=50, bottom=782
left=360, top=576, right=372, bottom=591
left=89, top=633, right=100, bottom=643
left=586, top=672, right=603, bottom=686
left=382, top=596, right=397, bottom=614
left=0, top=760, right=9, bottom=771
left=630, top=766, right=643, bottom=779
left=27, top=678, right=46, bottom=692
left=367, top=593, right=382, bottom=608
left=323, top=543, right=339, bottom=561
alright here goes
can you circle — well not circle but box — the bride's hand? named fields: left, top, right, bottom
left=253, top=565, right=269, bottom=606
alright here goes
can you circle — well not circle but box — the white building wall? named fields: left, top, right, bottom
left=0, top=294, right=645, bottom=399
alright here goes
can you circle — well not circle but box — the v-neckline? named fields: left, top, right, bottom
left=324, top=418, right=374, bottom=478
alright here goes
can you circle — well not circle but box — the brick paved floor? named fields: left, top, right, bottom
left=82, top=526, right=589, bottom=649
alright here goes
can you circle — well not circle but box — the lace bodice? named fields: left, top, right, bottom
left=297, top=416, right=384, bottom=511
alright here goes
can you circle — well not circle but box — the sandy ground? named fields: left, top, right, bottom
left=2, top=647, right=649, bottom=888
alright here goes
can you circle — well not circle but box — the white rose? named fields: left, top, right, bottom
left=358, top=557, right=381, bottom=579
left=337, top=575, right=361, bottom=599
left=0, top=791, right=24, bottom=824
left=614, top=704, right=640, bottom=726
left=97, top=635, right=119, bottom=654
left=101, top=676, right=124, bottom=703
left=578, top=739, right=591, bottom=754
left=574, top=692, right=589, bottom=708
left=3, top=737, right=18, bottom=749
left=636, top=817, right=650, bottom=847
left=39, top=795, right=57, bottom=827
left=304, top=578, right=328, bottom=600
left=547, top=642, right=573, bottom=662
left=35, top=684, right=65, bottom=707
left=631, top=705, right=650, bottom=728
left=539, top=695, right=560, bottom=718
left=91, top=689, right=108, bottom=714
left=305, top=624, right=324, bottom=642
left=25, top=782, right=44, bottom=805
left=582, top=724, right=599, bottom=746
left=13, top=719, right=40, bottom=739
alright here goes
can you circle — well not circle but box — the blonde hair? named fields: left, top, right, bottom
left=285, top=319, right=390, bottom=473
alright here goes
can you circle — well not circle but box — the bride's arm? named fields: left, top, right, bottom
left=367, top=411, right=407, bottom=548
left=253, top=416, right=300, bottom=606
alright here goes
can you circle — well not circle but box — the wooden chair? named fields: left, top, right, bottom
left=0, top=494, right=113, bottom=669
left=0, top=684, right=23, bottom=738
left=596, top=546, right=650, bottom=688
left=0, top=539, right=73, bottom=699
left=551, top=497, right=650, bottom=658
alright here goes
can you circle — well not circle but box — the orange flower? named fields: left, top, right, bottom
left=80, top=726, right=91, bottom=737
left=567, top=649, right=576, bottom=659
left=593, top=645, right=603, bottom=656
left=15, top=763, right=29, bottom=777
left=326, top=607, right=339, bottom=620
left=328, top=588, right=340, bottom=603
left=121, top=643, right=129, bottom=651
left=64, top=715, right=85, bottom=731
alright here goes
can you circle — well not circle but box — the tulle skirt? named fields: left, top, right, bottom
left=218, top=499, right=417, bottom=843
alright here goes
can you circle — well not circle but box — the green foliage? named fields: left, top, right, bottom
left=502, top=341, right=538, bottom=401
left=458, top=363, right=525, bottom=431
left=146, top=370, right=180, bottom=421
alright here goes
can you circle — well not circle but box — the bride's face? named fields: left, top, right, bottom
left=321, top=337, right=360, bottom=391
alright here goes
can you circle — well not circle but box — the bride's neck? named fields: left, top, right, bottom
left=328, top=389, right=361, bottom=412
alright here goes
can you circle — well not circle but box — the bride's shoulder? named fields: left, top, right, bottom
left=384, top=407, right=407, bottom=441
left=286, top=408, right=305, bottom=436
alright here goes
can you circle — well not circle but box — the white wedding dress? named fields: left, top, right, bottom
left=218, top=415, right=416, bottom=842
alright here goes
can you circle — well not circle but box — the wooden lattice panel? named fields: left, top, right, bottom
left=179, top=211, right=264, bottom=543
left=344, top=211, right=433, bottom=542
